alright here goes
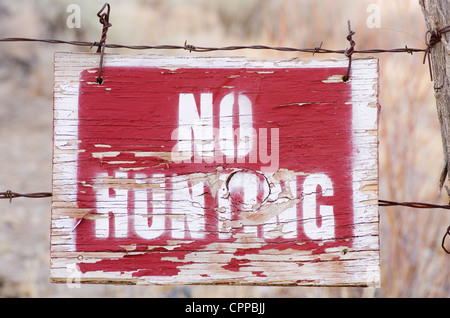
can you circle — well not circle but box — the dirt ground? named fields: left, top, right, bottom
left=0, top=0, right=448, bottom=297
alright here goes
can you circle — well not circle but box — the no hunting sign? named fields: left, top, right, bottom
left=51, top=53, right=380, bottom=286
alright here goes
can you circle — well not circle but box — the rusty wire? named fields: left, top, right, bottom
left=94, top=2, right=111, bottom=84
left=0, top=25, right=447, bottom=81
left=378, top=200, right=450, bottom=209
left=1, top=191, right=449, bottom=211
left=442, top=226, right=450, bottom=254
left=342, top=20, right=356, bottom=82
left=0, top=36, right=428, bottom=54
left=0, top=190, right=448, bottom=253
left=0, top=191, right=52, bottom=203
left=423, top=24, right=450, bottom=81
left=379, top=200, right=450, bottom=254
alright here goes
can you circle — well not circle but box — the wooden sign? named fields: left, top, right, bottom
left=51, top=53, right=380, bottom=286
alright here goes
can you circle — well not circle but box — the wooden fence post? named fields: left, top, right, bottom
left=419, top=0, right=450, bottom=191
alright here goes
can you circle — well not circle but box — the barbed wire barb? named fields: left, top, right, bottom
left=0, top=191, right=52, bottom=203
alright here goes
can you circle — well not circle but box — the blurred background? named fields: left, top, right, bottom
left=0, top=0, right=448, bottom=297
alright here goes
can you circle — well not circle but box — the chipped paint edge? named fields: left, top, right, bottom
left=351, top=58, right=380, bottom=287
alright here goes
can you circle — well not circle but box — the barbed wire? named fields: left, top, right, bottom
left=0, top=191, right=52, bottom=203
left=0, top=37, right=430, bottom=55
left=0, top=37, right=428, bottom=54
left=2, top=191, right=449, bottom=208
left=1, top=191, right=449, bottom=209
left=0, top=0, right=448, bottom=83
left=0, top=24, right=446, bottom=83
left=378, top=200, right=450, bottom=209
left=0, top=191, right=448, bottom=253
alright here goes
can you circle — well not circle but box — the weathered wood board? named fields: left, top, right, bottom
left=51, top=53, right=380, bottom=286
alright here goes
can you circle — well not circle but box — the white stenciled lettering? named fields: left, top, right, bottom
left=95, top=171, right=128, bottom=238
left=172, top=92, right=279, bottom=172
left=170, top=175, right=205, bottom=239
left=91, top=171, right=336, bottom=242
left=177, top=93, right=214, bottom=161
left=219, top=92, right=253, bottom=159
left=133, top=174, right=166, bottom=239
left=263, top=180, right=297, bottom=239
left=302, top=173, right=335, bottom=240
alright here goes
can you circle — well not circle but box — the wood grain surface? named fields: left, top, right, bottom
left=51, top=53, right=379, bottom=286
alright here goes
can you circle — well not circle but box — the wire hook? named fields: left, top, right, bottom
left=343, top=20, right=355, bottom=82
left=423, top=25, right=450, bottom=81
left=313, top=41, right=323, bottom=56
left=96, top=3, right=112, bottom=84
left=442, top=225, right=450, bottom=254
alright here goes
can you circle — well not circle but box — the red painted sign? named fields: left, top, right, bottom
left=51, top=54, right=379, bottom=286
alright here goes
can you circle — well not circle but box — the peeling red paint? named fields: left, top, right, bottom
left=74, top=65, right=354, bottom=277
left=252, top=271, right=267, bottom=277
left=79, top=241, right=208, bottom=277
left=232, top=240, right=343, bottom=258
left=52, top=54, right=380, bottom=286
left=222, top=258, right=251, bottom=272
left=296, top=279, right=316, bottom=284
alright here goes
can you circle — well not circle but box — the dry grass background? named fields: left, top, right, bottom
left=0, top=0, right=448, bottom=297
